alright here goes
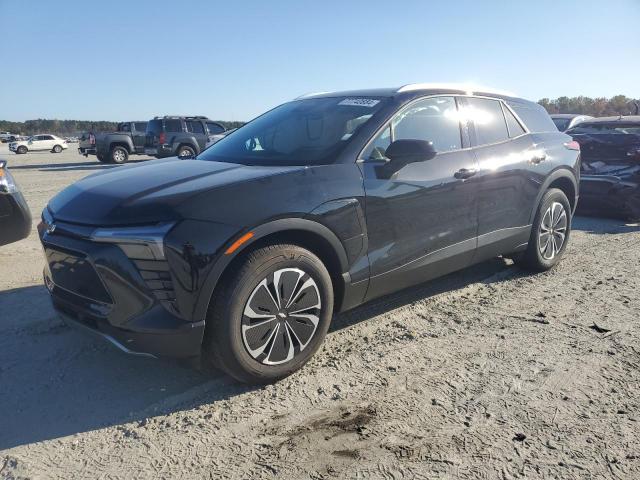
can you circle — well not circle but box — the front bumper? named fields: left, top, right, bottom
left=38, top=220, right=205, bottom=358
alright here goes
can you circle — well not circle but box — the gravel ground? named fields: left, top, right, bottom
left=1, top=144, right=639, bottom=479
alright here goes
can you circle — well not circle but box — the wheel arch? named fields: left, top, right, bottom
left=196, top=218, right=349, bottom=324
left=529, top=168, right=578, bottom=223
left=110, top=141, right=131, bottom=153
left=176, top=140, right=199, bottom=155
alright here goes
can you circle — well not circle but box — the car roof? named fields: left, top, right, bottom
left=551, top=114, right=592, bottom=119
left=297, top=83, right=524, bottom=102
left=577, top=115, right=640, bottom=124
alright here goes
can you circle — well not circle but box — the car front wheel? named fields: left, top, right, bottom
left=52, top=145, right=62, bottom=153
left=203, top=243, right=334, bottom=383
left=519, top=188, right=571, bottom=271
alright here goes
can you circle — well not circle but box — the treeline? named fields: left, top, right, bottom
left=0, top=119, right=246, bottom=136
left=538, top=95, right=640, bottom=117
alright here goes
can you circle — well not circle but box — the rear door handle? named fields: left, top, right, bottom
left=454, top=168, right=478, bottom=179
left=530, top=153, right=547, bottom=164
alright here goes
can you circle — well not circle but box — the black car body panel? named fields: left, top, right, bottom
left=40, top=85, right=579, bottom=358
left=568, top=116, right=640, bottom=218
left=0, top=160, right=32, bottom=247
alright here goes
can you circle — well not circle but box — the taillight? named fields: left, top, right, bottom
left=564, top=140, right=580, bottom=151
left=89, top=133, right=95, bottom=145
left=159, top=132, right=166, bottom=144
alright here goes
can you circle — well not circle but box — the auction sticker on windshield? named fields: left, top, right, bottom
left=338, top=98, right=380, bottom=107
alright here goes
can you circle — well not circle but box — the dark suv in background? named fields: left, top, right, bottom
left=144, top=116, right=226, bottom=158
left=39, top=84, right=580, bottom=383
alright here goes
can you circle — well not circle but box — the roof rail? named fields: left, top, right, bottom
left=397, top=83, right=517, bottom=97
left=153, top=115, right=210, bottom=120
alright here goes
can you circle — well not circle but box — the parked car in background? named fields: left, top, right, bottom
left=9, top=135, right=68, bottom=154
left=568, top=116, right=640, bottom=219
left=78, top=121, right=148, bottom=164
left=551, top=114, right=593, bottom=132
left=205, top=128, right=236, bottom=148
left=39, top=84, right=579, bottom=383
left=0, top=160, right=31, bottom=246
left=0, top=131, right=18, bottom=143
left=145, top=116, right=226, bottom=158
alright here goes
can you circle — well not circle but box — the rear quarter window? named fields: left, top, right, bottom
left=507, top=101, right=557, bottom=133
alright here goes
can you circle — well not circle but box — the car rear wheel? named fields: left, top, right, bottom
left=16, top=146, right=27, bottom=154
left=203, top=244, right=334, bottom=384
left=519, top=188, right=571, bottom=271
left=52, top=145, right=62, bottom=153
left=177, top=145, right=195, bottom=158
left=110, top=146, right=128, bottom=164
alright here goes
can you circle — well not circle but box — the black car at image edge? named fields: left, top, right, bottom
left=1, top=160, right=32, bottom=246
left=38, top=84, right=580, bottom=383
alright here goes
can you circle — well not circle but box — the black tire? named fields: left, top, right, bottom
left=52, top=145, right=62, bottom=153
left=203, top=244, right=334, bottom=384
left=177, top=145, right=195, bottom=158
left=518, top=188, right=571, bottom=271
left=109, top=146, right=128, bottom=164
left=17, top=146, right=27, bottom=154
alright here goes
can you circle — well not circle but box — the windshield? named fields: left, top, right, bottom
left=552, top=118, right=571, bottom=131
left=197, top=96, right=388, bottom=166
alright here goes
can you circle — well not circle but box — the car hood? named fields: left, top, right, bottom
left=48, top=158, right=304, bottom=226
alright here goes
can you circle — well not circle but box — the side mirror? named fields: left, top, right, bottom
left=385, top=139, right=437, bottom=164
left=374, top=139, right=437, bottom=179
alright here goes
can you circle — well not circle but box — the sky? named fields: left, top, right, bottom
left=1, top=0, right=639, bottom=122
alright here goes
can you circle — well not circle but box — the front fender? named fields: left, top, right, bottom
left=169, top=217, right=351, bottom=324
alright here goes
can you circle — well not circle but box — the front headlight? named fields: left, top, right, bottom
left=0, top=160, right=18, bottom=193
left=91, top=222, right=175, bottom=260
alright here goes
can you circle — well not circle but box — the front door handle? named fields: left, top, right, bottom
left=454, top=168, right=478, bottom=180
left=530, top=153, right=547, bottom=164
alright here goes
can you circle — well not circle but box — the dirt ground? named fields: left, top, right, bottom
left=1, top=144, right=639, bottom=479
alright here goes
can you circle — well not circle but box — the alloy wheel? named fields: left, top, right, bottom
left=113, top=149, right=125, bottom=162
left=539, top=201, right=567, bottom=260
left=241, top=268, right=321, bottom=365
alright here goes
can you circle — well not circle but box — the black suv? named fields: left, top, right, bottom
left=144, top=116, right=226, bottom=159
left=39, top=85, right=580, bottom=383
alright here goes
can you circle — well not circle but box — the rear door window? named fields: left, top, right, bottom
left=165, top=120, right=183, bottom=133
left=466, top=97, right=509, bottom=145
left=134, top=122, right=147, bottom=132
